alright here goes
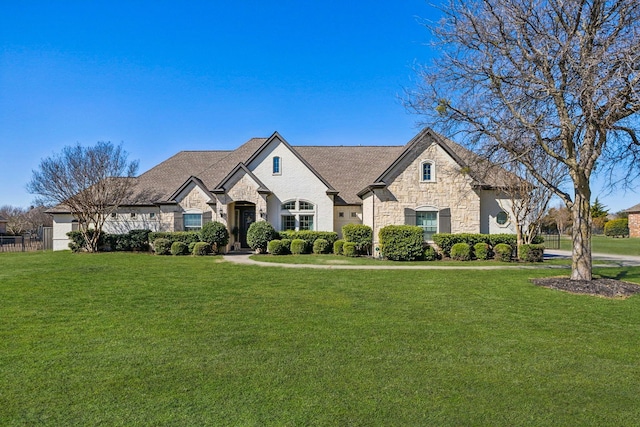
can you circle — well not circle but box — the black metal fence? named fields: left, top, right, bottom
left=541, top=232, right=561, bottom=249
left=0, top=227, right=53, bottom=252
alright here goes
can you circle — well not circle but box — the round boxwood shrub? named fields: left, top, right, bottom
left=518, top=244, right=545, bottom=262
left=290, top=239, right=306, bottom=255
left=604, top=218, right=629, bottom=237
left=343, top=242, right=357, bottom=257
left=268, top=239, right=288, bottom=255
left=199, top=221, right=229, bottom=253
left=192, top=242, right=211, bottom=256
left=333, top=239, right=345, bottom=255
left=494, top=243, right=513, bottom=262
left=171, top=241, right=189, bottom=256
left=280, top=238, right=291, bottom=253
left=246, top=221, right=278, bottom=253
left=153, top=238, right=171, bottom=255
left=451, top=242, right=471, bottom=261
left=313, top=238, right=330, bottom=254
left=474, top=242, right=490, bottom=260
left=423, top=245, right=438, bottom=261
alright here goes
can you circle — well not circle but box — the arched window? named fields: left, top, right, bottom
left=273, top=156, right=281, bottom=174
left=420, top=161, right=435, bottom=182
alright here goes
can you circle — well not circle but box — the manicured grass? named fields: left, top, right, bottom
left=251, top=253, right=575, bottom=266
left=2, top=251, right=640, bottom=425
left=560, top=235, right=640, bottom=255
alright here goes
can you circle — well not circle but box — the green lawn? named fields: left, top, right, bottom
left=2, top=251, right=640, bottom=426
left=559, top=235, right=640, bottom=256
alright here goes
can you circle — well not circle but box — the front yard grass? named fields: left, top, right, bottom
left=2, top=251, right=640, bottom=426
left=560, top=234, right=640, bottom=255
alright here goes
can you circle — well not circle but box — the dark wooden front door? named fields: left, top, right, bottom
left=239, top=207, right=256, bottom=248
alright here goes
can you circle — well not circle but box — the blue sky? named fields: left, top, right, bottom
left=1, top=1, right=638, bottom=213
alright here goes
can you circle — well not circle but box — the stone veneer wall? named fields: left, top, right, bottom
left=629, top=212, right=640, bottom=238
left=371, top=144, right=480, bottom=242
left=224, top=174, right=268, bottom=221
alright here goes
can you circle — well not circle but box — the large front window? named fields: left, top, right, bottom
left=183, top=213, right=203, bottom=230
left=416, top=211, right=437, bottom=241
left=281, top=215, right=296, bottom=231
left=280, top=200, right=315, bottom=231
left=299, top=215, right=314, bottom=230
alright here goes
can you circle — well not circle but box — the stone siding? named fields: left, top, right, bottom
left=629, top=212, right=640, bottom=238
left=371, top=143, right=480, bottom=241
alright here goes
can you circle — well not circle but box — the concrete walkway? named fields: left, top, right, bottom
left=223, top=250, right=640, bottom=269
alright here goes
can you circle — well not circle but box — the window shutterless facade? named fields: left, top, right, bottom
left=420, top=161, right=435, bottom=182
left=273, top=156, right=281, bottom=174
left=281, top=215, right=295, bottom=231
left=183, top=213, right=203, bottom=230
left=279, top=200, right=315, bottom=231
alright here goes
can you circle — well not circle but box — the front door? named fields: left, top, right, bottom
left=239, top=207, right=256, bottom=248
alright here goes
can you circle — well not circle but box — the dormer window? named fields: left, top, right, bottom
left=273, top=156, right=281, bottom=174
left=421, top=161, right=435, bottom=182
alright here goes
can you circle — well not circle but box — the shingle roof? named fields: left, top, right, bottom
left=625, top=203, right=640, bottom=213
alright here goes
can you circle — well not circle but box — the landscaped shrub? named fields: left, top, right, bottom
left=279, top=231, right=338, bottom=249
left=153, top=238, right=171, bottom=255
left=451, top=242, right=472, bottom=261
left=604, top=219, right=629, bottom=237
left=246, top=221, right=278, bottom=253
left=313, top=238, right=330, bottom=254
left=423, top=245, right=438, bottom=261
left=343, top=242, right=357, bottom=257
left=149, top=231, right=200, bottom=246
left=474, top=242, right=491, bottom=260
left=494, top=243, right=513, bottom=262
left=188, top=241, right=197, bottom=253
left=290, top=239, right=306, bottom=255
left=333, top=239, right=345, bottom=255
left=487, top=234, right=518, bottom=249
left=192, top=242, right=211, bottom=256
left=67, top=230, right=105, bottom=252
left=127, top=229, right=151, bottom=251
left=433, top=233, right=491, bottom=257
left=379, top=225, right=424, bottom=261
left=342, top=224, right=373, bottom=255
left=103, top=229, right=152, bottom=252
left=518, top=244, right=545, bottom=262
left=268, top=239, right=288, bottom=255
left=171, top=241, right=189, bottom=256
left=280, top=239, right=292, bottom=252
left=199, top=221, right=229, bottom=253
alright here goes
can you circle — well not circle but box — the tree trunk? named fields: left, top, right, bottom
left=570, top=186, right=592, bottom=281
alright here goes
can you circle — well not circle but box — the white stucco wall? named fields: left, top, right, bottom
left=248, top=138, right=334, bottom=232
left=480, top=191, right=518, bottom=234
left=102, top=207, right=163, bottom=234
left=333, top=205, right=363, bottom=237
left=52, top=213, right=75, bottom=251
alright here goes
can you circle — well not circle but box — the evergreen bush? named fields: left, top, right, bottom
left=604, top=219, right=629, bottom=237
left=192, top=242, right=211, bottom=256
left=171, top=241, right=189, bottom=256
left=474, top=242, right=491, bottom=260
left=342, top=224, right=373, bottom=255
left=333, top=239, right=345, bottom=255
left=378, top=225, right=424, bottom=261
left=246, top=221, right=278, bottom=253
left=343, top=242, right=357, bottom=257
left=313, top=238, right=330, bottom=254
left=199, top=221, right=229, bottom=253
left=290, top=239, right=306, bottom=255
left=278, top=231, right=338, bottom=249
left=494, top=243, right=513, bottom=262
left=268, top=239, right=288, bottom=255
left=153, top=238, right=171, bottom=255
left=280, top=239, right=292, bottom=252
left=423, top=245, right=438, bottom=261
left=518, top=244, right=545, bottom=262
left=451, top=242, right=472, bottom=261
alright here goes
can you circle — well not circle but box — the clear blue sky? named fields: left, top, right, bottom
left=1, top=1, right=637, bottom=213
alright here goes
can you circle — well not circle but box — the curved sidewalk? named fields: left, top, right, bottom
left=223, top=250, right=640, bottom=270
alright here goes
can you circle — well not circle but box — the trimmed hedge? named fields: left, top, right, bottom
left=333, top=239, right=345, bottom=255
left=290, top=239, right=306, bottom=255
left=451, top=242, right=472, bottom=261
left=67, top=230, right=105, bottom=252
left=171, top=241, right=189, bottom=256
left=149, top=231, right=200, bottom=246
left=433, top=233, right=542, bottom=257
left=474, top=242, right=491, bottom=260
left=279, top=231, right=338, bottom=251
left=153, top=238, right=171, bottom=255
left=379, top=225, right=424, bottom=261
left=342, top=224, right=373, bottom=255
left=604, top=219, right=629, bottom=237
left=199, top=221, right=229, bottom=253
left=247, top=221, right=278, bottom=253
left=192, top=242, right=211, bottom=256
left=423, top=245, right=438, bottom=261
left=313, top=238, right=330, bottom=254
left=343, top=242, right=357, bottom=257
left=494, top=243, right=513, bottom=262
left=519, top=244, right=545, bottom=262
left=268, top=239, right=289, bottom=255
left=280, top=239, right=292, bottom=252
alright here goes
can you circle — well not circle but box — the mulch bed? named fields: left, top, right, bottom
left=532, top=277, right=640, bottom=299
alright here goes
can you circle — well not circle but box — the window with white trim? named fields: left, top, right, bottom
left=281, top=215, right=295, bottom=231
left=416, top=211, right=438, bottom=241
left=279, top=199, right=315, bottom=231
left=273, top=156, right=281, bottom=174
left=420, top=161, right=435, bottom=182
left=183, top=213, right=203, bottom=230
left=299, top=215, right=314, bottom=231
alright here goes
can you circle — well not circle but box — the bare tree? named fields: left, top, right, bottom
left=28, top=142, right=138, bottom=252
left=408, top=0, right=640, bottom=280
left=0, top=205, right=29, bottom=235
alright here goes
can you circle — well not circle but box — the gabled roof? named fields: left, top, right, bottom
left=213, top=163, right=271, bottom=194
left=625, top=203, right=640, bottom=213
left=166, top=176, right=216, bottom=204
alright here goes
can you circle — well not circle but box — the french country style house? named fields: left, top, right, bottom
left=50, top=128, right=519, bottom=251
